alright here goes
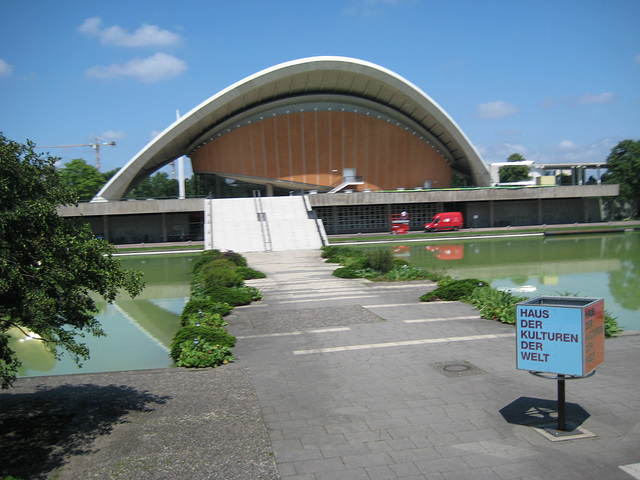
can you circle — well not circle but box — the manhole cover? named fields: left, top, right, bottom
left=431, top=361, right=485, bottom=377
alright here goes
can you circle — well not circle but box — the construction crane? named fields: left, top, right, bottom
left=36, top=137, right=116, bottom=171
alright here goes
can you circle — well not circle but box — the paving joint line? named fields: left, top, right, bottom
left=293, top=332, right=515, bottom=355
left=236, top=327, right=350, bottom=339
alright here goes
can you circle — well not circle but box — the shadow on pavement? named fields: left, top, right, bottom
left=0, top=383, right=169, bottom=480
left=500, top=396, right=590, bottom=427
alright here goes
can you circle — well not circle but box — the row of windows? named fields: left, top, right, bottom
left=314, top=203, right=438, bottom=234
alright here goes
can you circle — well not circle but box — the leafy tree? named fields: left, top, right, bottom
left=59, top=158, right=106, bottom=201
left=499, top=153, right=531, bottom=183
left=127, top=171, right=178, bottom=199
left=0, top=134, right=144, bottom=388
left=101, top=167, right=120, bottom=183
left=602, top=139, right=640, bottom=218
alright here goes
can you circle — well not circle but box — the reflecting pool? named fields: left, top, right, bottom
left=389, top=231, right=640, bottom=331
left=12, top=254, right=197, bottom=378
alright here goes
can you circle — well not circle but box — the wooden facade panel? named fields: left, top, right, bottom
left=262, top=118, right=278, bottom=179
left=275, top=115, right=291, bottom=181
left=288, top=112, right=304, bottom=183
left=316, top=111, right=333, bottom=186
left=190, top=110, right=453, bottom=190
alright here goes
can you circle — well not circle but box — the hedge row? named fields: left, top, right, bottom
left=170, top=250, right=265, bottom=368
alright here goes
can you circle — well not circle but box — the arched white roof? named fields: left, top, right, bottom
left=93, top=56, right=490, bottom=201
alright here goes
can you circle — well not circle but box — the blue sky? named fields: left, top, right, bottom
left=1, top=0, right=638, bottom=176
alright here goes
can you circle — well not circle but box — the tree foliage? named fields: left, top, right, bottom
left=0, top=134, right=145, bottom=388
left=59, top=158, right=105, bottom=201
left=127, top=171, right=178, bottom=199
left=499, top=153, right=531, bottom=183
left=602, top=139, right=640, bottom=218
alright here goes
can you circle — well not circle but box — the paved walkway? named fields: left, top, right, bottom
left=230, top=250, right=640, bottom=480
left=1, top=249, right=639, bottom=479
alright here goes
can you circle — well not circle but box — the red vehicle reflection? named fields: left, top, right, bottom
left=425, top=244, right=464, bottom=260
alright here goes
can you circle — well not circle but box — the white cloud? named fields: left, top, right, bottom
left=101, top=130, right=127, bottom=141
left=85, top=52, right=187, bottom=83
left=78, top=17, right=182, bottom=47
left=576, top=92, right=616, bottom=105
left=0, top=58, right=14, bottom=77
left=558, top=140, right=578, bottom=150
left=473, top=100, right=518, bottom=119
left=475, top=142, right=529, bottom=163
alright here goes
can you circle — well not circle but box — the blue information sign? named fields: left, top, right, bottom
left=516, top=297, right=604, bottom=377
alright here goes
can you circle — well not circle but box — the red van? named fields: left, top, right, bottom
left=424, top=212, right=463, bottom=232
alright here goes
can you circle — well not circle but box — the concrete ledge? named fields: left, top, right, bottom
left=58, top=198, right=205, bottom=217
left=307, top=184, right=619, bottom=206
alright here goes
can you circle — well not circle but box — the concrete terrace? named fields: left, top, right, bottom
left=1, top=250, right=639, bottom=479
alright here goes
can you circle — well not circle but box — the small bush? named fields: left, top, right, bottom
left=236, top=266, right=266, bottom=280
left=467, top=287, right=525, bottom=324
left=170, top=326, right=236, bottom=361
left=192, top=249, right=223, bottom=274
left=604, top=310, right=621, bottom=338
left=383, top=265, right=432, bottom=281
left=193, top=258, right=244, bottom=289
left=366, top=248, right=394, bottom=274
left=175, top=340, right=234, bottom=368
left=420, top=278, right=488, bottom=302
left=222, top=250, right=248, bottom=267
left=203, top=285, right=262, bottom=306
left=332, top=267, right=362, bottom=278
left=322, top=246, right=367, bottom=265
left=181, top=299, right=233, bottom=321
left=181, top=311, right=226, bottom=328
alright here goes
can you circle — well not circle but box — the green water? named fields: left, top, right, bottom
left=13, top=254, right=197, bottom=378
left=388, top=231, right=640, bottom=331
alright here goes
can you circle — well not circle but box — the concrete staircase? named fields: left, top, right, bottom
left=204, top=195, right=328, bottom=253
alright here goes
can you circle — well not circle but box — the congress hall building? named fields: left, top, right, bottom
left=59, top=57, right=616, bottom=244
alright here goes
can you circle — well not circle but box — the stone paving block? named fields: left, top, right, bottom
left=365, top=437, right=416, bottom=453
left=291, top=457, right=346, bottom=475
left=388, top=446, right=441, bottom=464
left=320, top=442, right=371, bottom=459
left=414, top=457, right=470, bottom=475
left=341, top=451, right=395, bottom=469
left=274, top=446, right=324, bottom=465
left=299, top=433, right=348, bottom=448
left=364, top=464, right=398, bottom=480
left=440, top=466, right=501, bottom=480
left=314, top=467, right=370, bottom=480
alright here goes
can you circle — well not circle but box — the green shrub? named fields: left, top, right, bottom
left=193, top=258, right=244, bottom=289
left=322, top=246, right=367, bottom=264
left=467, top=287, right=525, bottom=324
left=192, top=249, right=224, bottom=274
left=202, top=285, right=262, bottom=306
left=383, top=265, right=433, bottom=281
left=392, top=258, right=409, bottom=267
left=181, top=311, right=226, bottom=328
left=170, top=326, right=236, bottom=361
left=604, top=310, right=621, bottom=338
left=236, top=266, right=266, bottom=280
left=420, top=278, right=487, bottom=302
left=175, top=340, right=234, bottom=368
left=181, top=299, right=233, bottom=321
left=332, top=267, right=361, bottom=278
left=222, top=250, right=248, bottom=267
left=366, top=248, right=394, bottom=274
left=343, top=255, right=369, bottom=269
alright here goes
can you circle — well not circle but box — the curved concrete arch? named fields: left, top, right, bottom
left=93, top=56, right=490, bottom=201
